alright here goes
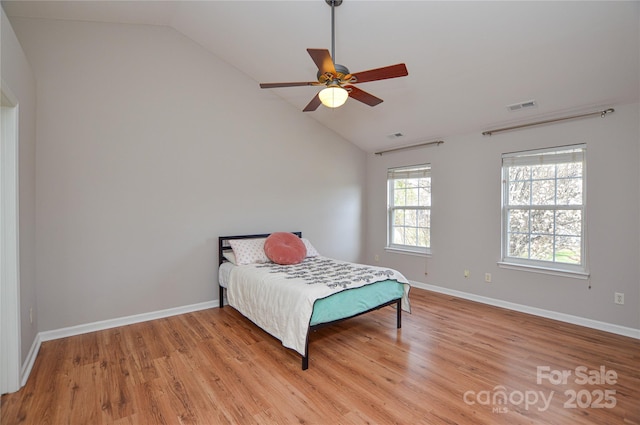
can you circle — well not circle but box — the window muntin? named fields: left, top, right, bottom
left=501, top=145, right=586, bottom=273
left=387, top=164, right=431, bottom=254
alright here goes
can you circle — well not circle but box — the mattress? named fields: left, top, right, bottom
left=220, top=256, right=410, bottom=355
left=221, top=262, right=405, bottom=324
left=219, top=261, right=234, bottom=288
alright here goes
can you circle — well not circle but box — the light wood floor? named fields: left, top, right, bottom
left=2, top=288, right=639, bottom=424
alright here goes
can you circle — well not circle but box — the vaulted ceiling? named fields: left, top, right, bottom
left=3, top=1, right=639, bottom=152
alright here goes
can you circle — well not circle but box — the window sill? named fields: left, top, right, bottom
left=497, top=261, right=590, bottom=280
left=385, top=246, right=431, bottom=258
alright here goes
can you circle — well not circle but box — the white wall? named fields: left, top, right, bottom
left=366, top=103, right=640, bottom=330
left=1, top=7, right=38, bottom=366
left=10, top=17, right=366, bottom=332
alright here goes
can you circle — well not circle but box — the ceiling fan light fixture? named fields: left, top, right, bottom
left=319, top=85, right=348, bottom=108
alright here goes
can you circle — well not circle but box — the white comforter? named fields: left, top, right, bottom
left=226, top=256, right=410, bottom=356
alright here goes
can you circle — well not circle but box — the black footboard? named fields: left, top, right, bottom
left=301, top=297, right=402, bottom=370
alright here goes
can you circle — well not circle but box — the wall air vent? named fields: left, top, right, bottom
left=507, top=100, right=537, bottom=112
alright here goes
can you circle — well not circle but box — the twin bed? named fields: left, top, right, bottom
left=218, top=232, right=411, bottom=370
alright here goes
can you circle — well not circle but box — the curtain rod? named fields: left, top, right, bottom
left=482, top=108, right=614, bottom=136
left=374, top=140, right=444, bottom=156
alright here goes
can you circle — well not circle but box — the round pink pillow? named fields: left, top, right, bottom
left=264, top=232, right=307, bottom=265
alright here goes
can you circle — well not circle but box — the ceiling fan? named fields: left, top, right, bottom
left=259, top=0, right=408, bottom=112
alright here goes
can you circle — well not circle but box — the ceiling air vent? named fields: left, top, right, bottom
left=507, top=100, right=537, bottom=112
left=387, top=132, right=404, bottom=139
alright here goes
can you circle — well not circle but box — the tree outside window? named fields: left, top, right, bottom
left=502, top=145, right=586, bottom=274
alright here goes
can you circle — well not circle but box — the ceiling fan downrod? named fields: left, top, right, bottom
left=326, top=0, right=342, bottom=64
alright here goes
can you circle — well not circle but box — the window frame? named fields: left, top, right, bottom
left=386, top=163, right=432, bottom=256
left=499, top=144, right=589, bottom=278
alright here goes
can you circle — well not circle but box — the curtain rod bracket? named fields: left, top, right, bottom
left=482, top=107, right=614, bottom=136
left=601, top=108, right=614, bottom=118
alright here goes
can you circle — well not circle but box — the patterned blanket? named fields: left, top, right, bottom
left=255, top=257, right=401, bottom=288
left=227, top=256, right=410, bottom=356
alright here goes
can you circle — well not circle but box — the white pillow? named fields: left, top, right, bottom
left=229, top=238, right=269, bottom=265
left=222, top=251, right=237, bottom=264
left=301, top=238, right=320, bottom=257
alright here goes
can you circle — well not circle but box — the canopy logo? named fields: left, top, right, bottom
left=463, top=386, right=553, bottom=413
left=463, top=365, right=618, bottom=414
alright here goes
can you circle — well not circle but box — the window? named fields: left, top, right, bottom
left=501, top=144, right=587, bottom=275
left=387, top=164, right=431, bottom=254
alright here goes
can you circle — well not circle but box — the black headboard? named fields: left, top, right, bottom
left=218, top=232, right=302, bottom=266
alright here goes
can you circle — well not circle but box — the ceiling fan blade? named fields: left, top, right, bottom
left=303, top=93, right=322, bottom=112
left=346, top=85, right=383, bottom=107
left=307, top=48, right=336, bottom=76
left=350, top=63, right=408, bottom=84
left=260, top=81, right=318, bottom=89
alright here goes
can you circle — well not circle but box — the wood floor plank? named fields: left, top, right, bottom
left=2, top=288, right=639, bottom=424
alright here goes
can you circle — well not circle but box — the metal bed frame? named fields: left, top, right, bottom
left=217, top=232, right=402, bottom=370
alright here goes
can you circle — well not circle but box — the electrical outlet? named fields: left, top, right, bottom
left=614, top=292, right=624, bottom=305
left=29, top=307, right=33, bottom=324
left=464, top=270, right=470, bottom=278
left=485, top=273, right=492, bottom=283
left=374, top=254, right=380, bottom=262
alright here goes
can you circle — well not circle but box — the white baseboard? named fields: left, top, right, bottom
left=21, top=333, right=41, bottom=387
left=20, top=299, right=220, bottom=388
left=38, top=300, right=219, bottom=342
left=410, top=281, right=640, bottom=340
